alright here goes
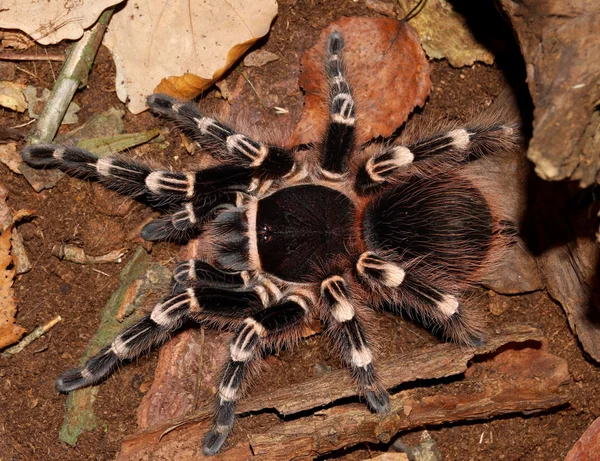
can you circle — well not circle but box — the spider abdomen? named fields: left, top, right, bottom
left=363, top=174, right=493, bottom=278
left=256, top=185, right=355, bottom=282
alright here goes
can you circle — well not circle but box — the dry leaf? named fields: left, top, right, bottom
left=0, top=184, right=26, bottom=350
left=0, top=30, right=35, bottom=49
left=0, top=81, right=27, bottom=112
left=102, top=0, right=278, bottom=113
left=397, top=0, right=494, bottom=67
left=0, top=143, right=22, bottom=174
left=293, top=17, right=431, bottom=145
left=0, top=0, right=124, bottom=45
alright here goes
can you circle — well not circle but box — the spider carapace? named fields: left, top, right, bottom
left=22, top=31, right=518, bottom=455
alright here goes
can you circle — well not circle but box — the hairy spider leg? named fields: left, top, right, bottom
left=320, top=275, right=391, bottom=413
left=147, top=94, right=295, bottom=176
left=355, top=122, right=519, bottom=194
left=203, top=293, right=311, bottom=456
left=321, top=31, right=356, bottom=177
left=55, top=281, right=268, bottom=393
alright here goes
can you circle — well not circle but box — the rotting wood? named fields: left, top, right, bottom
left=115, top=334, right=569, bottom=460
left=116, top=325, right=547, bottom=459
left=497, top=0, right=600, bottom=186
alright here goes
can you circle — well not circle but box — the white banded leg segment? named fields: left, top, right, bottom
left=172, top=259, right=245, bottom=289
left=335, top=314, right=390, bottom=414
left=55, top=314, right=175, bottom=394
left=322, top=31, right=356, bottom=175
left=356, top=252, right=405, bottom=288
left=399, top=274, right=482, bottom=345
left=226, top=134, right=268, bottom=167
left=150, top=289, right=198, bottom=327
left=356, top=146, right=415, bottom=191
left=146, top=94, right=295, bottom=180
left=321, top=275, right=355, bottom=322
left=204, top=298, right=310, bottom=455
left=145, top=171, right=195, bottom=199
left=406, top=123, right=519, bottom=163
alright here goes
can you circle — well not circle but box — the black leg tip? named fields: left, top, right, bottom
left=21, top=145, right=61, bottom=168
left=365, top=388, right=391, bottom=414
left=55, top=368, right=88, bottom=393
left=147, top=94, right=178, bottom=114
left=202, top=426, right=230, bottom=456
left=140, top=219, right=172, bottom=242
left=327, top=31, right=344, bottom=55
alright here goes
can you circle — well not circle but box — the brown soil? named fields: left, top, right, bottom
left=1, top=1, right=598, bottom=460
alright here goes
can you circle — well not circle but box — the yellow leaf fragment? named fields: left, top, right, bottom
left=102, top=0, right=278, bottom=113
left=398, top=0, right=494, bottom=67
left=0, top=81, right=27, bottom=112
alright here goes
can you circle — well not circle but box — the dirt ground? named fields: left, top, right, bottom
left=1, top=1, right=599, bottom=460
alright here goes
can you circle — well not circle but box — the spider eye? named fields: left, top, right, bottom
left=258, top=224, right=272, bottom=243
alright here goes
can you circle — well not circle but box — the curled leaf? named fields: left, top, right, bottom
left=102, top=0, right=278, bottom=113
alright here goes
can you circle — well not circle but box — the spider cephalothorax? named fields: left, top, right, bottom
left=22, top=31, right=518, bottom=455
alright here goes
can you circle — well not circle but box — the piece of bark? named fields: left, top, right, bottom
left=538, top=236, right=600, bottom=361
left=292, top=17, right=430, bottom=145
left=564, top=417, right=600, bottom=461
left=497, top=0, right=600, bottom=186
left=116, top=340, right=569, bottom=461
left=249, top=345, right=569, bottom=460
left=116, top=325, right=544, bottom=460
left=137, top=329, right=230, bottom=429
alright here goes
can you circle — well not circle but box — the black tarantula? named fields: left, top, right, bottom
left=22, top=31, right=518, bottom=455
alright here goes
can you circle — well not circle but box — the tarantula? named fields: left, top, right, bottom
left=22, top=31, right=518, bottom=455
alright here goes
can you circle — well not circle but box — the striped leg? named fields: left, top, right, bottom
left=203, top=293, right=310, bottom=455
left=397, top=274, right=484, bottom=346
left=55, top=289, right=197, bottom=392
left=354, top=251, right=483, bottom=346
left=55, top=282, right=271, bottom=393
left=147, top=94, right=295, bottom=178
left=21, top=145, right=254, bottom=206
left=355, top=123, right=519, bottom=194
left=321, top=31, right=356, bottom=177
left=320, top=275, right=390, bottom=413
left=140, top=190, right=241, bottom=242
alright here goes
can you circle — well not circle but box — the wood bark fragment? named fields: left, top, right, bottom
left=565, top=416, right=600, bottom=461
left=497, top=0, right=600, bottom=186
left=115, top=326, right=553, bottom=460
left=116, top=336, right=569, bottom=461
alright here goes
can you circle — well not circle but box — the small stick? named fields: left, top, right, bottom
left=28, top=7, right=114, bottom=145
left=1, top=315, right=62, bottom=357
left=0, top=52, right=65, bottom=62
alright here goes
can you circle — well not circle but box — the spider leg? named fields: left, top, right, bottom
left=22, top=145, right=254, bottom=205
left=320, top=275, right=390, bottom=413
left=140, top=189, right=241, bottom=242
left=147, top=94, right=295, bottom=177
left=354, top=251, right=484, bottom=345
left=320, top=31, right=356, bottom=177
left=355, top=122, right=519, bottom=194
left=202, top=292, right=311, bottom=456
left=55, top=281, right=268, bottom=393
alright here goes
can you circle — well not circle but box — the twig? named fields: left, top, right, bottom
left=27, top=7, right=114, bottom=145
left=0, top=52, right=65, bottom=62
left=1, top=315, right=62, bottom=357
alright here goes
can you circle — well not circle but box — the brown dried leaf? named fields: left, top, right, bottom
left=0, top=81, right=27, bottom=112
left=102, top=0, right=278, bottom=113
left=293, top=17, right=431, bottom=145
left=0, top=185, right=26, bottom=350
left=0, top=142, right=22, bottom=174
left=0, top=0, right=124, bottom=45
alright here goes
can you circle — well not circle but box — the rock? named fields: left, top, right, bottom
left=564, top=417, right=600, bottom=461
